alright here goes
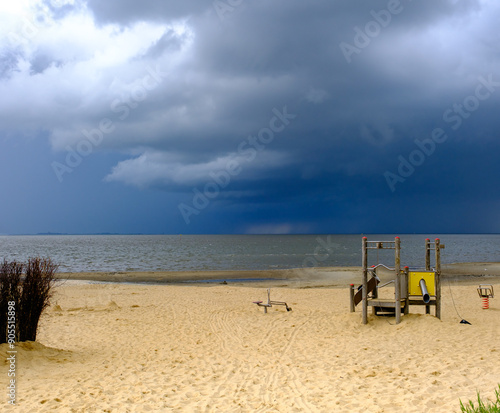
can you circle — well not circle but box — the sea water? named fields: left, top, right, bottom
left=0, top=234, right=499, bottom=273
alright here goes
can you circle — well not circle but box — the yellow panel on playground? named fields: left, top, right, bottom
left=408, top=271, right=435, bottom=296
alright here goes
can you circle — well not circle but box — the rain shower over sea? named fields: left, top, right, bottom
left=0, top=234, right=499, bottom=273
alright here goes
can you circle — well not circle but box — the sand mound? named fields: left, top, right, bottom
left=52, top=304, right=63, bottom=312
left=1, top=341, right=73, bottom=367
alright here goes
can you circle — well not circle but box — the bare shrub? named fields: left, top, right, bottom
left=0, top=257, right=58, bottom=344
left=0, top=260, right=23, bottom=344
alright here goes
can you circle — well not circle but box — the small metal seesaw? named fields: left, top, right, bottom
left=253, top=288, right=292, bottom=313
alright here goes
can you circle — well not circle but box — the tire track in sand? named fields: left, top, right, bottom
left=227, top=314, right=280, bottom=406
left=206, top=308, right=313, bottom=412
left=208, top=309, right=248, bottom=352
left=203, top=309, right=249, bottom=412
left=286, top=362, right=315, bottom=413
left=234, top=313, right=292, bottom=406
left=258, top=321, right=314, bottom=412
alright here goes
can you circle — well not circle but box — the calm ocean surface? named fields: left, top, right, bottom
left=0, top=234, right=499, bottom=273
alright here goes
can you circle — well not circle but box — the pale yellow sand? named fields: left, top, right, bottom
left=1, top=269, right=500, bottom=412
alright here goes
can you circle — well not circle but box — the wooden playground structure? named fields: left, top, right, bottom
left=350, top=237, right=444, bottom=324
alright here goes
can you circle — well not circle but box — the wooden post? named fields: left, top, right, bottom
left=403, top=266, right=409, bottom=315
left=350, top=284, right=355, bottom=313
left=395, top=237, right=401, bottom=324
left=425, top=238, right=431, bottom=314
left=362, top=237, right=368, bottom=325
left=425, top=238, right=431, bottom=271
left=371, top=268, right=378, bottom=316
left=435, top=238, right=441, bottom=319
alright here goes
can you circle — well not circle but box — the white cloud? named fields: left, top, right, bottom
left=104, top=149, right=292, bottom=189
left=0, top=2, right=193, bottom=143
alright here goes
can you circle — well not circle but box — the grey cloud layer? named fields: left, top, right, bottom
left=2, top=0, right=500, bottom=206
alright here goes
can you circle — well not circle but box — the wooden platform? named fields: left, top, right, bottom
left=367, top=297, right=437, bottom=317
left=367, top=297, right=436, bottom=307
left=367, top=299, right=404, bottom=316
left=367, top=299, right=404, bottom=308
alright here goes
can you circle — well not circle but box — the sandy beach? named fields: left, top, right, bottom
left=2, top=265, right=500, bottom=412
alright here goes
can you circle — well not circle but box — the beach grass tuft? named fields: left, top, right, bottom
left=460, top=385, right=500, bottom=413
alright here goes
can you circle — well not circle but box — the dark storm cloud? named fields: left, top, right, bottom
left=86, top=1, right=500, bottom=215
left=2, top=0, right=500, bottom=233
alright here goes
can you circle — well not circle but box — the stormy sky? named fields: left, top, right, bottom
left=1, top=0, right=500, bottom=235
